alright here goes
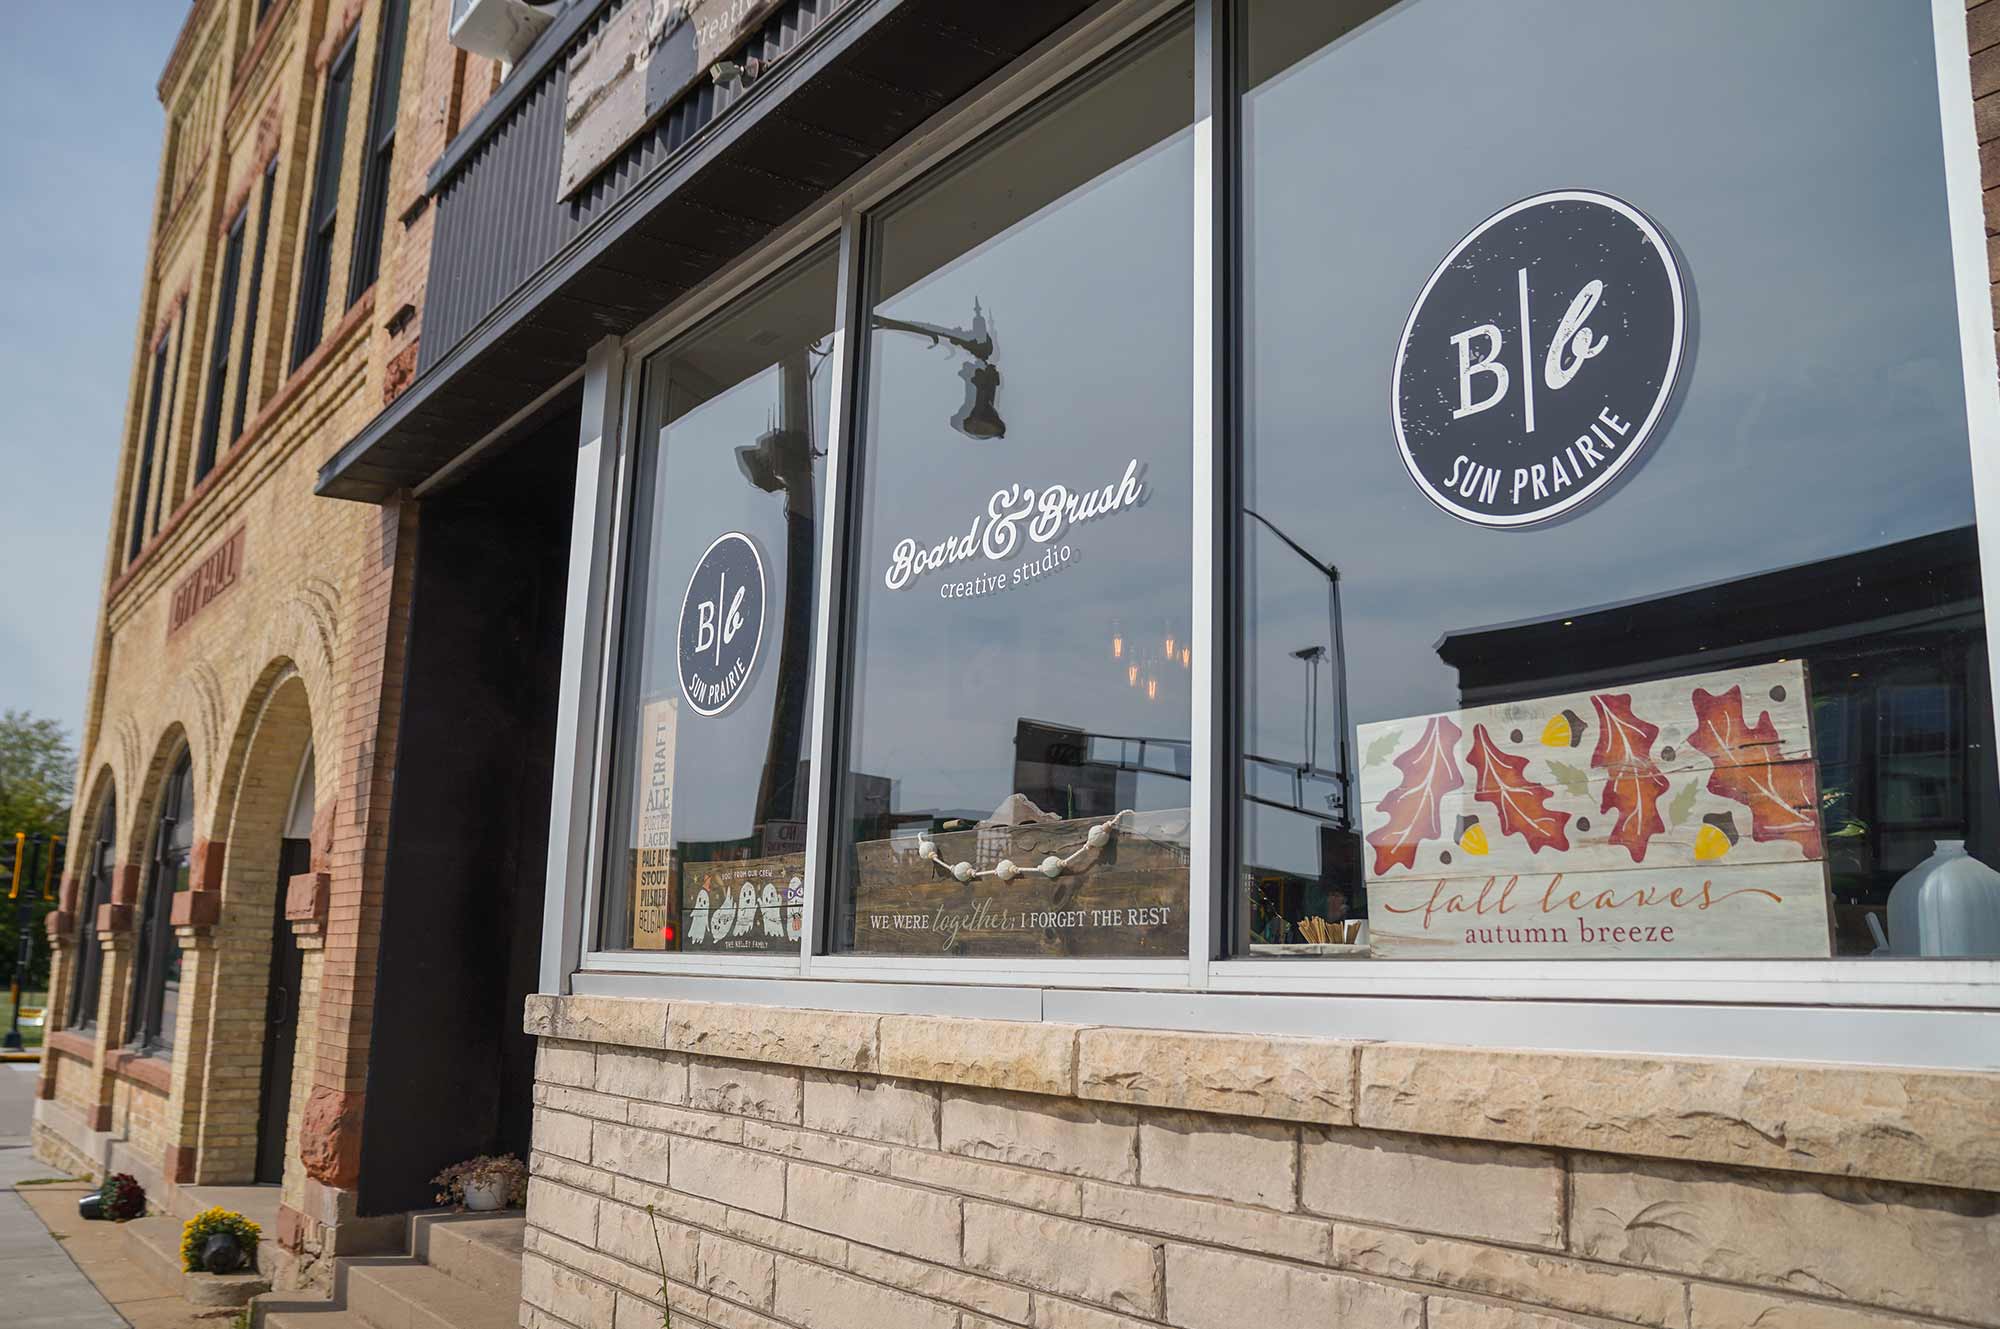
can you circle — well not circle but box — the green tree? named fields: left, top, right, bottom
left=0, top=710, right=75, bottom=991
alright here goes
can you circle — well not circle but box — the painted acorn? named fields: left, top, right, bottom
left=1695, top=811, right=1741, bottom=861
left=1540, top=708, right=1589, bottom=748
left=1454, top=813, right=1489, bottom=856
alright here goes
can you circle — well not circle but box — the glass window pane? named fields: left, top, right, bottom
left=830, top=21, right=1195, bottom=959
left=1238, top=0, right=1994, bottom=960
left=597, top=245, right=838, bottom=954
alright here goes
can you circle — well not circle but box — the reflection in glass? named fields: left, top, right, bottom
left=1239, top=0, right=1994, bottom=958
left=129, top=753, right=191, bottom=1053
left=831, top=21, right=1196, bottom=958
left=598, top=246, right=837, bottom=954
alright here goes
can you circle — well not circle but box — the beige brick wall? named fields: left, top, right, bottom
left=36, top=0, right=459, bottom=1225
left=518, top=995, right=2000, bottom=1329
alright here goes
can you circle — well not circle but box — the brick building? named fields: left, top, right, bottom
left=32, top=0, right=505, bottom=1291
left=311, top=1, right=2000, bottom=1327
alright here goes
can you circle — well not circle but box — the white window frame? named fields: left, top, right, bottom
left=540, top=0, right=2000, bottom=1071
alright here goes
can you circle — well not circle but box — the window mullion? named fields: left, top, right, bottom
left=1189, top=0, right=1236, bottom=986
left=800, top=210, right=867, bottom=973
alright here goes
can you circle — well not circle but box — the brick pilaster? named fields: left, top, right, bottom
left=301, top=492, right=419, bottom=1189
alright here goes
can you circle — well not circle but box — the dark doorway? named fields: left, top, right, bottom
left=255, top=836, right=311, bottom=1184
left=357, top=400, right=578, bottom=1215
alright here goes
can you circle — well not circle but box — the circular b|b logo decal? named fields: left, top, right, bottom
left=677, top=532, right=766, bottom=717
left=1392, top=191, right=1686, bottom=528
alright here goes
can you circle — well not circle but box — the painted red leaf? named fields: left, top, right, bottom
left=1686, top=685, right=1822, bottom=858
left=1468, top=724, right=1571, bottom=854
left=1590, top=693, right=1670, bottom=862
left=1366, top=716, right=1465, bottom=875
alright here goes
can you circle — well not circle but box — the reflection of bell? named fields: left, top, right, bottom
left=953, top=361, right=1005, bottom=440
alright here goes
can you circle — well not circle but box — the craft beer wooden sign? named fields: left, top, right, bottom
left=1358, top=661, right=1833, bottom=958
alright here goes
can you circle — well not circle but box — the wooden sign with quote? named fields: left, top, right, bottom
left=850, top=810, right=1189, bottom=957
left=1358, top=660, right=1833, bottom=959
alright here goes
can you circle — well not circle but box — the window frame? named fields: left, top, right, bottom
left=67, top=790, right=116, bottom=1033
left=347, top=0, right=409, bottom=305
left=232, top=156, right=280, bottom=442
left=126, top=751, right=192, bottom=1058
left=541, top=0, right=2000, bottom=1055
left=195, top=205, right=250, bottom=480
left=292, top=34, right=358, bottom=371
left=127, top=324, right=175, bottom=564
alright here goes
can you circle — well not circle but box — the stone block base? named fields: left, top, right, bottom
left=516, top=993, right=2000, bottom=1329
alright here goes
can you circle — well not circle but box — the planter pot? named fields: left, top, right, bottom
left=77, top=1193, right=104, bottom=1221
left=462, top=1177, right=509, bottom=1212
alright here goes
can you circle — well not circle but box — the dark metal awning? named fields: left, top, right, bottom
left=319, top=0, right=1095, bottom=502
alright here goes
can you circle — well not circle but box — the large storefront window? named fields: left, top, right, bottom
left=1235, top=0, right=1995, bottom=960
left=599, top=246, right=836, bottom=954
left=828, top=20, right=1196, bottom=958
left=129, top=753, right=190, bottom=1052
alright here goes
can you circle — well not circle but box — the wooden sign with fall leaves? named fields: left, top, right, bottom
left=1357, top=660, right=1834, bottom=959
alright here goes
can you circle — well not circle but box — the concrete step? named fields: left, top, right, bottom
left=265, top=1311, right=371, bottom=1329
left=122, top=1210, right=270, bottom=1307
left=346, top=1256, right=521, bottom=1329
left=120, top=1213, right=185, bottom=1286
left=413, top=1211, right=525, bottom=1298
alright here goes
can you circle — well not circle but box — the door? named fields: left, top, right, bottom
left=254, top=838, right=311, bottom=1185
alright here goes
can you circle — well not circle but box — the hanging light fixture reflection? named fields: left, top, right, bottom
left=1127, top=664, right=1139, bottom=687
left=1180, top=647, right=1190, bottom=669
left=1146, top=676, right=1158, bottom=701
left=1113, top=633, right=1124, bottom=660
left=1164, top=635, right=1175, bottom=658
left=871, top=300, right=1004, bottom=441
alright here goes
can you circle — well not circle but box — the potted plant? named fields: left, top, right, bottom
left=431, top=1154, right=527, bottom=1212
left=79, top=1172, right=146, bottom=1222
left=181, top=1207, right=261, bottom=1274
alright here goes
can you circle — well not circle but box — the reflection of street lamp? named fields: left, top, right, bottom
left=737, top=349, right=822, bottom=833
left=1291, top=645, right=1325, bottom=776
left=1249, top=508, right=1353, bottom=830
left=872, top=300, right=1004, bottom=440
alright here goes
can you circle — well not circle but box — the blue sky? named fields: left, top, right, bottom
left=0, top=4, right=190, bottom=745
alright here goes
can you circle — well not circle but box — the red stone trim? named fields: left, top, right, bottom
left=170, top=889, right=222, bottom=930
left=46, top=1029, right=96, bottom=1065
left=112, top=865, right=140, bottom=907
left=301, top=1087, right=364, bottom=1186
left=107, top=1051, right=173, bottom=1096
left=158, top=0, right=224, bottom=100
left=318, top=0, right=365, bottom=71
left=286, top=871, right=330, bottom=924
left=44, top=910, right=73, bottom=942
left=96, top=903, right=135, bottom=937
left=107, top=290, right=376, bottom=605
left=221, top=111, right=282, bottom=230
left=166, top=1145, right=197, bottom=1183
left=151, top=286, right=190, bottom=351
left=58, top=873, right=80, bottom=915
left=90, top=1104, right=113, bottom=1132
left=190, top=838, right=226, bottom=892
left=230, top=0, right=300, bottom=112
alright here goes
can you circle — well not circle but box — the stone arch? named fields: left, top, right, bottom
left=125, top=723, right=195, bottom=871
left=192, top=661, right=320, bottom=1183
left=48, top=765, right=119, bottom=1032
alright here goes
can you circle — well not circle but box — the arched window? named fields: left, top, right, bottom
left=67, top=787, right=116, bottom=1031
left=127, top=752, right=192, bottom=1055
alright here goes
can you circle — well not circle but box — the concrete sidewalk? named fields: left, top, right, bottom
left=0, top=1060, right=127, bottom=1327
